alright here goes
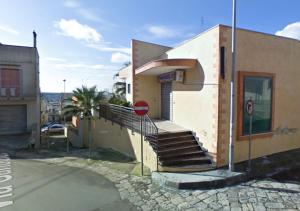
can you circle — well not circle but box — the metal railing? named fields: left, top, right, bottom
left=99, top=103, right=158, bottom=138
left=99, top=103, right=159, bottom=171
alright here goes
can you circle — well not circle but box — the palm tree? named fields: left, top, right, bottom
left=63, top=85, right=104, bottom=158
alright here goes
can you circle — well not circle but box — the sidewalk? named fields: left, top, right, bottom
left=13, top=147, right=300, bottom=211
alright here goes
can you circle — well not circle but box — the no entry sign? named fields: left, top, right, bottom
left=134, top=101, right=149, bottom=116
left=246, top=99, right=254, bottom=116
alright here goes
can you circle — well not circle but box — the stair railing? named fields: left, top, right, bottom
left=99, top=103, right=159, bottom=171
left=144, top=114, right=159, bottom=171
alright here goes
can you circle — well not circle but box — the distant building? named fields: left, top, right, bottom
left=41, top=92, right=73, bottom=124
left=0, top=32, right=40, bottom=146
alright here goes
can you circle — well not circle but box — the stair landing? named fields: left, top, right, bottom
left=153, top=119, right=187, bottom=133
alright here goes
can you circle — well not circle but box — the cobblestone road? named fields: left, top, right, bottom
left=19, top=150, right=300, bottom=211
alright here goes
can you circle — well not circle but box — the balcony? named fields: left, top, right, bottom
left=0, top=87, right=36, bottom=101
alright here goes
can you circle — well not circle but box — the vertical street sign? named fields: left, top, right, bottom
left=246, top=98, right=254, bottom=172
left=134, top=101, right=149, bottom=176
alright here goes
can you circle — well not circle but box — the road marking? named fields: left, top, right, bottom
left=0, top=153, right=13, bottom=208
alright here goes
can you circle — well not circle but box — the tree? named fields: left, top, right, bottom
left=63, top=85, right=104, bottom=158
left=109, top=93, right=131, bottom=107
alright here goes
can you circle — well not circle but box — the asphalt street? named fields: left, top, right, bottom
left=0, top=136, right=136, bottom=211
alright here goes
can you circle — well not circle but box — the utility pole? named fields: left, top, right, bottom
left=63, top=79, right=66, bottom=124
left=229, top=0, right=237, bottom=172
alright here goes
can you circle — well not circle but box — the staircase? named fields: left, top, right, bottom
left=146, top=130, right=214, bottom=172
left=98, top=103, right=213, bottom=172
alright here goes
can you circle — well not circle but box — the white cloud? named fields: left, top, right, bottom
left=55, top=19, right=102, bottom=43
left=41, top=57, right=108, bottom=71
left=0, top=24, right=19, bottom=35
left=88, top=43, right=131, bottom=54
left=54, top=19, right=131, bottom=54
left=111, top=52, right=131, bottom=63
left=40, top=56, right=119, bottom=92
left=63, top=0, right=105, bottom=23
left=275, top=22, right=300, bottom=40
left=147, top=25, right=178, bottom=38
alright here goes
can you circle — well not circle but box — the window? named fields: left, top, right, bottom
left=238, top=72, right=275, bottom=138
left=127, top=83, right=131, bottom=94
left=0, top=68, right=20, bottom=97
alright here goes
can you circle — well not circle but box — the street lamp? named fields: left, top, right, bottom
left=229, top=0, right=237, bottom=172
left=63, top=79, right=66, bottom=124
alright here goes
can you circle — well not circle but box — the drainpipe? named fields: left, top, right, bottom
left=229, top=0, right=237, bottom=172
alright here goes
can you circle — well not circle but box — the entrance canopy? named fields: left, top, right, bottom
left=135, top=58, right=197, bottom=75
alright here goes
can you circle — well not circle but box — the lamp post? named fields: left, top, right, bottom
left=229, top=0, right=237, bottom=172
left=63, top=79, right=66, bottom=124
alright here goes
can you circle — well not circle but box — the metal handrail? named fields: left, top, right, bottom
left=144, top=114, right=159, bottom=171
left=99, top=103, right=158, bottom=136
left=99, top=103, right=159, bottom=171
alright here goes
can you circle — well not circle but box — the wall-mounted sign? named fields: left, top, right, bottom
left=158, top=71, right=175, bottom=83
left=158, top=70, right=184, bottom=83
left=246, top=99, right=254, bottom=116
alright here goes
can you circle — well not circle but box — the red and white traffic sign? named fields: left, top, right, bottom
left=134, top=101, right=149, bottom=116
left=246, top=99, right=254, bottom=116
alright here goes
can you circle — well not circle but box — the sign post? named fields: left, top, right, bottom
left=246, top=98, right=254, bottom=172
left=133, top=101, right=149, bottom=176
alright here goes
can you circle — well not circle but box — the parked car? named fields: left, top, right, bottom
left=41, top=122, right=59, bottom=128
left=41, top=124, right=65, bottom=134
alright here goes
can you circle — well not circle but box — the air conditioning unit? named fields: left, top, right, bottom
left=0, top=88, right=6, bottom=97
left=175, top=70, right=184, bottom=82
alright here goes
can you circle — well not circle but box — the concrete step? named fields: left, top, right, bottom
left=158, top=131, right=192, bottom=139
left=160, top=151, right=206, bottom=161
left=161, top=157, right=212, bottom=166
left=157, top=145, right=201, bottom=156
left=157, top=164, right=214, bottom=173
left=157, top=135, right=195, bottom=143
left=158, top=139, right=198, bottom=150
left=152, top=170, right=247, bottom=189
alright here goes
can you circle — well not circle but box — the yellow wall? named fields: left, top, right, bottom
left=164, top=27, right=220, bottom=160
left=132, top=40, right=171, bottom=104
left=82, top=118, right=158, bottom=171
left=217, top=25, right=300, bottom=166
left=134, top=75, right=160, bottom=118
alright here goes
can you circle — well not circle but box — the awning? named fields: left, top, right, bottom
left=135, top=58, right=197, bottom=75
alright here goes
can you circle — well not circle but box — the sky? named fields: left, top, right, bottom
left=0, top=0, right=299, bottom=93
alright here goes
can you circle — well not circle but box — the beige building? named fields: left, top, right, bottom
left=71, top=25, right=300, bottom=172
left=113, top=24, right=300, bottom=169
left=0, top=33, right=40, bottom=146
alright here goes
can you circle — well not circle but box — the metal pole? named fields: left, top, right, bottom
left=140, top=116, right=144, bottom=176
left=88, top=118, right=92, bottom=159
left=63, top=79, right=66, bottom=124
left=229, top=0, right=237, bottom=172
left=248, top=115, right=252, bottom=172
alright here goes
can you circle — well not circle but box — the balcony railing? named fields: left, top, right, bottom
left=0, top=87, right=21, bottom=97
left=0, top=87, right=38, bottom=99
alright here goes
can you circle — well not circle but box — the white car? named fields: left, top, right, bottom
left=41, top=124, right=65, bottom=134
